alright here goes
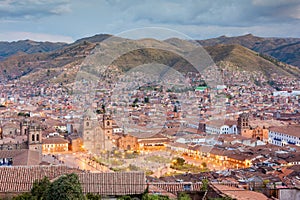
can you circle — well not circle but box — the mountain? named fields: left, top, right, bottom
left=0, top=40, right=97, bottom=83
left=204, top=44, right=300, bottom=78
left=0, top=40, right=67, bottom=60
left=197, top=34, right=300, bottom=67
left=73, top=34, right=112, bottom=44
left=0, top=34, right=299, bottom=85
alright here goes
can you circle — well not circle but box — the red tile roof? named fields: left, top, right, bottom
left=211, top=183, right=269, bottom=200
left=269, top=125, right=300, bottom=137
left=78, top=171, right=146, bottom=195
left=0, top=150, right=40, bottom=166
left=0, top=165, right=82, bottom=193
left=43, top=137, right=69, bottom=144
left=0, top=166, right=145, bottom=196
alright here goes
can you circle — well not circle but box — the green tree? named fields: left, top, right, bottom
left=133, top=98, right=139, bottom=104
left=175, top=157, right=185, bottom=166
left=178, top=193, right=191, bottom=200
left=118, top=195, right=132, bottom=200
left=86, top=193, right=102, bottom=200
left=44, top=173, right=85, bottom=200
left=144, top=97, right=150, bottom=103
left=102, top=104, right=106, bottom=114
left=173, top=105, right=178, bottom=113
left=142, top=194, right=170, bottom=200
left=31, top=176, right=50, bottom=199
left=201, top=162, right=207, bottom=168
left=12, top=193, right=33, bottom=200
left=201, top=179, right=209, bottom=191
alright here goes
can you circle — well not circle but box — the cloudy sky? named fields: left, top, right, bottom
left=0, top=0, right=299, bottom=42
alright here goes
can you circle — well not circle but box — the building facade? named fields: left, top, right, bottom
left=237, top=113, right=268, bottom=141
left=205, top=120, right=238, bottom=135
left=82, top=111, right=114, bottom=154
left=269, top=126, right=300, bottom=146
left=42, top=137, right=69, bottom=153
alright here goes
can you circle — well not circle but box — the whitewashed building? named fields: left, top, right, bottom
left=268, top=126, right=300, bottom=146
left=205, top=120, right=238, bottom=135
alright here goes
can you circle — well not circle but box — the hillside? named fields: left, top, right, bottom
left=73, top=34, right=112, bottom=44
left=204, top=44, right=300, bottom=78
left=198, top=34, right=300, bottom=67
left=0, top=41, right=96, bottom=83
left=0, top=40, right=66, bottom=60
left=0, top=34, right=299, bottom=85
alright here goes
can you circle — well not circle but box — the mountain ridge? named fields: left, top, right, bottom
left=0, top=40, right=67, bottom=60
left=197, top=34, right=300, bottom=67
left=0, top=34, right=299, bottom=85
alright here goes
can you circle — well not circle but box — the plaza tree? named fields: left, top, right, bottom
left=44, top=173, right=85, bottom=200
left=31, top=176, right=51, bottom=199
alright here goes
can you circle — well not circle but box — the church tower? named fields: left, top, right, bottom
left=20, top=119, right=30, bottom=136
left=237, top=113, right=250, bottom=135
left=82, top=110, right=96, bottom=153
left=102, top=114, right=113, bottom=139
left=27, top=123, right=42, bottom=161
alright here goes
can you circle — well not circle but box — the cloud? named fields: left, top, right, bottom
left=0, top=31, right=74, bottom=43
left=0, top=0, right=71, bottom=20
left=103, top=0, right=300, bottom=27
left=0, top=0, right=299, bottom=42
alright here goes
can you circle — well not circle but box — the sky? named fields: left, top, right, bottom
left=0, top=0, right=299, bottom=43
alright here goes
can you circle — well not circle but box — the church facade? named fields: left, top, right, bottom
left=81, top=112, right=114, bottom=154
left=237, top=113, right=268, bottom=141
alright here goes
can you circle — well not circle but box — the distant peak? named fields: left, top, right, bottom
left=240, top=33, right=259, bottom=38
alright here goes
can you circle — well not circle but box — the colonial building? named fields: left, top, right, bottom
left=67, top=134, right=83, bottom=152
left=116, top=133, right=169, bottom=151
left=42, top=136, right=69, bottom=153
left=204, top=120, right=238, bottom=135
left=81, top=111, right=114, bottom=154
left=116, top=134, right=139, bottom=151
left=237, top=113, right=250, bottom=135
left=269, top=126, right=300, bottom=146
left=138, top=133, right=169, bottom=151
left=237, top=113, right=268, bottom=141
left=0, top=119, right=43, bottom=164
left=26, top=122, right=43, bottom=161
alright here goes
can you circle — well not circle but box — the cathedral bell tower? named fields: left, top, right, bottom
left=27, top=123, right=42, bottom=161
left=237, top=113, right=250, bottom=135
left=102, top=114, right=113, bottom=139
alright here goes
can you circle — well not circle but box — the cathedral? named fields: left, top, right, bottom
left=81, top=111, right=114, bottom=154
left=237, top=113, right=268, bottom=141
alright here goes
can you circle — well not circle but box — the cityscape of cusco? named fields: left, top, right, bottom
left=0, top=1, right=299, bottom=200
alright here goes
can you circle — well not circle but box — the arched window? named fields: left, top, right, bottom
left=86, top=122, right=89, bottom=126
left=36, top=134, right=39, bottom=142
left=32, top=134, right=35, bottom=142
left=106, top=121, right=110, bottom=126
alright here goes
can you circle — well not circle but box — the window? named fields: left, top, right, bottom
left=32, top=134, right=35, bottom=142
left=86, top=122, right=89, bottom=126
left=36, top=134, right=39, bottom=141
left=107, top=121, right=110, bottom=126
